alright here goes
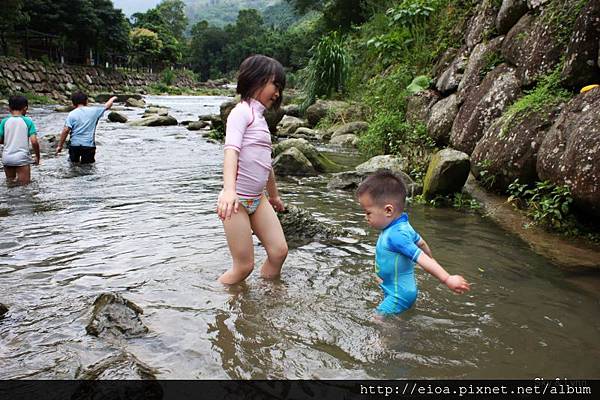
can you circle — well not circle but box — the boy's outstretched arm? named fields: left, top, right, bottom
left=56, top=127, right=71, bottom=154
left=417, top=238, right=433, bottom=258
left=30, top=135, right=40, bottom=164
left=104, top=96, right=118, bottom=110
left=416, top=252, right=470, bottom=294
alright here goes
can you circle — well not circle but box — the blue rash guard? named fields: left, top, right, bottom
left=375, top=213, right=422, bottom=315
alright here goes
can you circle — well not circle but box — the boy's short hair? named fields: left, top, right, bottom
left=71, top=92, right=88, bottom=106
left=357, top=169, right=407, bottom=210
left=8, top=95, right=28, bottom=111
left=237, top=54, right=286, bottom=109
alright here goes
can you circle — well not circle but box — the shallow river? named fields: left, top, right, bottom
left=0, top=96, right=598, bottom=379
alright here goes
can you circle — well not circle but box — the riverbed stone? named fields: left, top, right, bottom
left=435, top=49, right=469, bottom=95
left=289, top=127, right=320, bottom=140
left=329, top=133, right=359, bottom=148
left=277, top=205, right=346, bottom=247
left=76, top=352, right=160, bottom=382
left=272, top=147, right=317, bottom=176
left=327, top=168, right=420, bottom=196
left=129, top=115, right=177, bottom=127
left=54, top=105, right=74, bottom=113
left=0, top=303, right=7, bottom=319
left=330, top=121, right=369, bottom=139
left=282, top=104, right=300, bottom=117
left=276, top=115, right=308, bottom=136
left=501, top=8, right=566, bottom=86
left=143, top=107, right=168, bottom=116
left=423, top=148, right=471, bottom=198
left=450, top=64, right=522, bottom=155
left=537, top=88, right=600, bottom=217
left=471, top=102, right=562, bottom=191
left=305, top=100, right=349, bottom=127
left=108, top=111, right=128, bottom=123
left=272, top=138, right=341, bottom=173
left=355, top=155, right=409, bottom=175
left=186, top=121, right=210, bottom=131
left=86, top=293, right=148, bottom=339
left=426, top=94, right=461, bottom=145
left=560, top=0, right=600, bottom=89
left=496, top=0, right=529, bottom=34
left=406, top=90, right=441, bottom=124
left=126, top=97, right=146, bottom=108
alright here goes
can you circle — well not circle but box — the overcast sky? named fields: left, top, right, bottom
left=112, top=0, right=163, bottom=16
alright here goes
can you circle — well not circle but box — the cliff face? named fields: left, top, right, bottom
left=0, top=57, right=197, bottom=103
left=414, top=0, right=600, bottom=217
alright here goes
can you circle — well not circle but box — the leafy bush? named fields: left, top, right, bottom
left=406, top=75, right=431, bottom=94
left=161, top=69, right=175, bottom=86
left=300, top=31, right=350, bottom=110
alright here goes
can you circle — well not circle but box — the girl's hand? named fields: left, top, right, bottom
left=217, top=189, right=239, bottom=220
left=445, top=275, right=470, bottom=294
left=269, top=196, right=285, bottom=212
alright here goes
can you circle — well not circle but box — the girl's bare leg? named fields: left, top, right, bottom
left=218, top=207, right=255, bottom=285
left=250, top=195, right=288, bottom=279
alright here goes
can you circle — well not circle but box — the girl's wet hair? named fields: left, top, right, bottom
left=357, top=170, right=407, bottom=210
left=237, top=54, right=286, bottom=109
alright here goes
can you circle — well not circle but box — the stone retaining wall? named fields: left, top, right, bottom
left=0, top=57, right=197, bottom=103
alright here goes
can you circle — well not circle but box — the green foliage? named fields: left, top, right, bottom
left=410, top=192, right=480, bottom=210
left=507, top=179, right=574, bottom=231
left=476, top=159, right=496, bottom=189
left=542, top=0, right=588, bottom=46
left=161, top=69, right=175, bottom=86
left=22, top=91, right=52, bottom=105
left=479, top=51, right=504, bottom=80
left=300, top=32, right=350, bottom=110
left=130, top=28, right=163, bottom=68
left=406, top=75, right=430, bottom=94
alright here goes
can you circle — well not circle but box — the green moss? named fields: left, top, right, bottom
left=541, top=0, right=588, bottom=46
left=22, top=91, right=53, bottom=105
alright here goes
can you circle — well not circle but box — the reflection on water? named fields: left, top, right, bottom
left=0, top=96, right=599, bottom=379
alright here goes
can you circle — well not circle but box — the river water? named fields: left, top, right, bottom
left=0, top=96, right=598, bottom=379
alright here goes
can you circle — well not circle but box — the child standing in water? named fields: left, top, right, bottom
left=0, top=96, right=40, bottom=185
left=357, top=170, right=470, bottom=317
left=217, top=55, right=288, bottom=284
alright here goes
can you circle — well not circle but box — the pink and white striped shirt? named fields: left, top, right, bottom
left=224, top=99, right=272, bottom=198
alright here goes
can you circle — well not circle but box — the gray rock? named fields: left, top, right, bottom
left=423, top=148, right=471, bottom=198
left=277, top=205, right=345, bottom=248
left=129, top=115, right=177, bottom=127
left=450, top=64, right=522, bottom=155
left=54, top=105, right=74, bottom=113
left=108, top=111, right=127, bottom=123
left=457, top=36, right=504, bottom=102
left=329, top=133, right=359, bottom=148
left=465, top=0, right=499, bottom=50
left=327, top=168, right=421, bottom=196
left=272, top=147, right=317, bottom=176
left=527, top=0, right=550, bottom=8
left=272, top=138, right=341, bottom=173
left=276, top=115, right=308, bottom=136
left=471, top=102, right=561, bottom=191
left=76, top=352, right=159, bottom=381
left=305, top=99, right=349, bottom=127
left=406, top=90, right=441, bottom=124
left=143, top=107, right=168, bottom=116
left=560, top=0, right=600, bottom=89
left=220, top=98, right=284, bottom=134
left=426, top=94, right=461, bottom=145
left=496, top=0, right=528, bottom=35
left=86, top=293, right=148, bottom=339
left=290, top=127, right=320, bottom=140
left=356, top=155, right=408, bottom=175
left=537, top=88, right=600, bottom=216
left=282, top=104, right=300, bottom=117
left=330, top=121, right=369, bottom=139
left=186, top=121, right=210, bottom=131
left=0, top=303, right=7, bottom=319
left=125, top=97, right=146, bottom=108
left=436, top=50, right=469, bottom=95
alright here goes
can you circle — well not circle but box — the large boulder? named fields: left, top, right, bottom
left=355, top=155, right=409, bottom=175
left=86, top=293, right=148, bottom=339
left=272, top=147, right=317, bottom=176
left=496, top=0, right=529, bottom=34
left=276, top=115, right=308, bottom=136
left=329, top=134, right=359, bottom=148
left=327, top=168, right=421, bottom=196
left=108, top=111, right=127, bottom=123
left=125, top=97, right=146, bottom=108
left=272, top=138, right=341, bottom=173
left=406, top=90, right=441, bottom=124
left=457, top=36, right=505, bottom=102
left=330, top=121, right=369, bottom=139
left=435, top=49, right=469, bottom=95
left=129, top=115, right=177, bottom=127
left=76, top=352, right=160, bottom=382
left=305, top=100, right=349, bottom=127
left=537, top=88, right=600, bottom=217
left=471, top=102, right=562, bottom=191
left=422, top=148, right=471, bottom=198
left=560, top=0, right=600, bottom=89
left=426, top=94, right=461, bottom=145
left=501, top=9, right=566, bottom=86
left=450, top=64, right=522, bottom=155
left=465, top=0, right=500, bottom=50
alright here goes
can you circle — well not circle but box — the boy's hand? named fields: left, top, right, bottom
left=269, top=196, right=285, bottom=212
left=445, top=275, right=470, bottom=294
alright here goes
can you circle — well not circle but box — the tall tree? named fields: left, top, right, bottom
left=156, top=0, right=188, bottom=41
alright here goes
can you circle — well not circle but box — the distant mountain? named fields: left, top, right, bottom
left=183, top=0, right=298, bottom=28
left=112, top=0, right=163, bottom=16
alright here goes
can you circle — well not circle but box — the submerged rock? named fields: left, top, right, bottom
left=108, top=111, right=127, bottom=123
left=277, top=205, right=345, bottom=247
left=77, top=352, right=158, bottom=380
left=423, top=148, right=471, bottom=199
left=86, top=293, right=148, bottom=339
left=125, top=97, right=146, bottom=108
left=129, top=115, right=177, bottom=127
left=0, top=303, right=8, bottom=319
